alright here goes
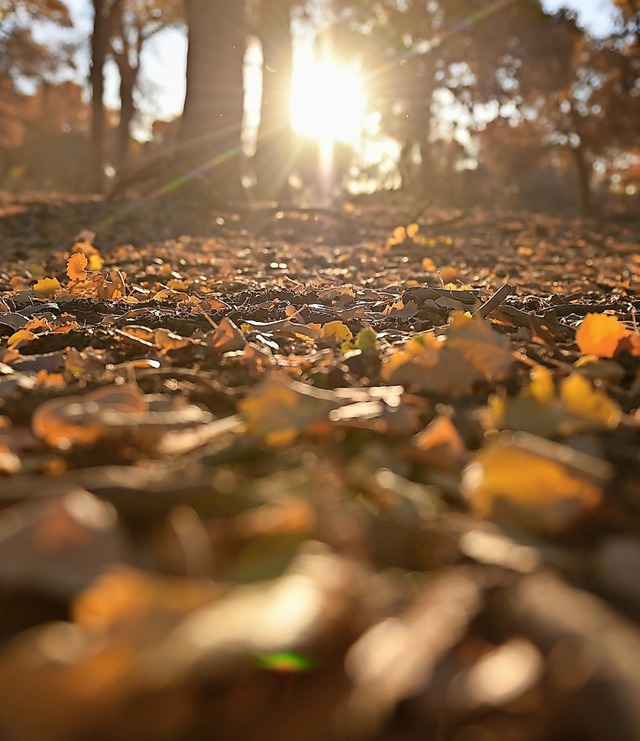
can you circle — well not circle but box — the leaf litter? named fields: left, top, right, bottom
left=0, top=196, right=639, bottom=740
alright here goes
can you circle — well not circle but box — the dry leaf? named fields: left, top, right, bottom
left=7, top=329, right=37, bottom=350
left=33, top=277, right=61, bottom=297
left=320, top=321, right=353, bottom=343
left=383, top=315, right=511, bottom=397
left=32, top=384, right=148, bottom=448
left=238, top=371, right=341, bottom=445
left=462, top=434, right=604, bottom=532
left=560, top=373, right=621, bottom=428
left=446, top=312, right=513, bottom=378
left=66, top=252, right=88, bottom=281
left=154, top=328, right=192, bottom=352
left=205, top=317, right=246, bottom=353
left=412, top=414, right=467, bottom=471
left=576, top=313, right=630, bottom=358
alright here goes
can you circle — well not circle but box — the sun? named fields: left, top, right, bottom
left=291, top=54, right=367, bottom=144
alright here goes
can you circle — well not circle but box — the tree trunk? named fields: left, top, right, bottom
left=179, top=0, right=246, bottom=201
left=570, top=142, right=593, bottom=216
left=114, top=61, right=136, bottom=171
left=254, top=0, right=295, bottom=200
left=90, top=0, right=121, bottom=192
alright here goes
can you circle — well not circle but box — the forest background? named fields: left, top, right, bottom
left=0, top=0, right=639, bottom=215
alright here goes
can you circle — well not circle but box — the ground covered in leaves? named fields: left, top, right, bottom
left=0, top=192, right=639, bottom=741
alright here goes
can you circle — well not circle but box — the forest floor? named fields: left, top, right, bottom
left=0, top=192, right=639, bottom=741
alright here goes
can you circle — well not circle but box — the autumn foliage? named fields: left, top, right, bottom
left=0, top=197, right=638, bottom=740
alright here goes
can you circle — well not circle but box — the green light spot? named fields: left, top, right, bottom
left=255, top=652, right=314, bottom=673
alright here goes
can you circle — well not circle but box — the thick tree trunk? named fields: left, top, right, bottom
left=179, top=0, right=246, bottom=200
left=254, top=0, right=295, bottom=200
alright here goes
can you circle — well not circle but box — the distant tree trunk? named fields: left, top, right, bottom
left=90, top=0, right=121, bottom=192
left=179, top=0, right=246, bottom=200
left=114, top=62, right=136, bottom=170
left=254, top=0, right=295, bottom=200
left=570, top=142, right=593, bottom=215
left=110, top=2, right=139, bottom=172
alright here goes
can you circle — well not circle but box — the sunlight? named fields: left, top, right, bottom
left=291, top=54, right=367, bottom=144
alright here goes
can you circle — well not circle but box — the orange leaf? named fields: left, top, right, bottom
left=67, top=252, right=88, bottom=281
left=575, top=313, right=630, bottom=358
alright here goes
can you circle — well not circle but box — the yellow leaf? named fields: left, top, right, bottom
left=33, top=277, right=61, bottom=296
left=238, top=371, right=340, bottom=445
left=321, top=321, right=353, bottom=343
left=382, top=314, right=512, bottom=396
left=355, top=327, right=378, bottom=352
left=7, top=329, right=37, bottom=350
left=88, top=253, right=104, bottom=270
left=422, top=257, right=437, bottom=272
left=560, top=373, right=621, bottom=428
left=462, top=436, right=603, bottom=532
left=526, top=365, right=555, bottom=404
left=67, top=252, right=88, bottom=281
left=575, top=313, right=630, bottom=358
left=484, top=392, right=565, bottom=439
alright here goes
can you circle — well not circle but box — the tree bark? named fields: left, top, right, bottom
left=254, top=0, right=295, bottom=200
left=570, top=142, right=593, bottom=216
left=90, top=0, right=121, bottom=192
left=179, top=0, right=246, bottom=200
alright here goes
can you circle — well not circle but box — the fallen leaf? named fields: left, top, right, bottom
left=32, top=384, right=148, bottom=448
left=206, top=317, right=246, bottom=353
left=383, top=315, right=512, bottom=396
left=154, top=328, right=192, bottom=352
left=446, top=312, right=513, bottom=378
left=33, top=277, right=61, bottom=297
left=576, top=313, right=630, bottom=358
left=412, top=414, right=467, bottom=471
left=461, top=433, right=605, bottom=532
left=7, top=329, right=37, bottom=350
left=560, top=373, right=621, bottom=429
left=66, top=252, right=88, bottom=281
left=320, top=321, right=353, bottom=343
left=238, top=371, right=341, bottom=445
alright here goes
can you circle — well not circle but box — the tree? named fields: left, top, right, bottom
left=252, top=0, right=295, bottom=199
left=109, top=0, right=184, bottom=171
left=0, top=0, right=72, bottom=83
left=90, top=0, right=123, bottom=192
left=326, top=0, right=585, bottom=204
left=178, top=0, right=246, bottom=201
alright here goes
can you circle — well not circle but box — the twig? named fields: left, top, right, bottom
left=476, top=282, right=515, bottom=318
left=539, top=302, right=638, bottom=318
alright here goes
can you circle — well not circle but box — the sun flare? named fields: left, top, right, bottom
left=291, top=55, right=367, bottom=144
